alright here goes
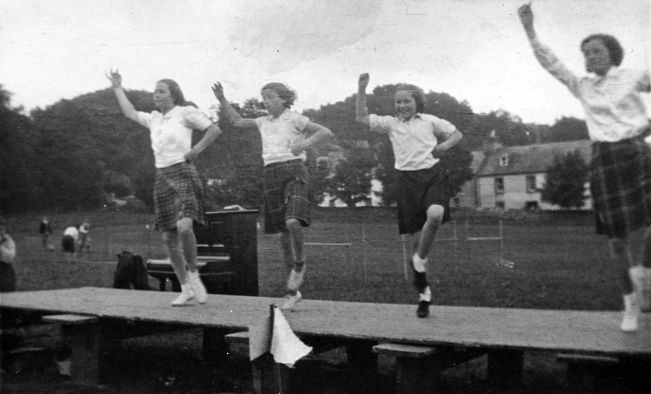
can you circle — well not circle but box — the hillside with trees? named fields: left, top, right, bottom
left=0, top=83, right=592, bottom=214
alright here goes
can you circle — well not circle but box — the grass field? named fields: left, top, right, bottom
left=1, top=208, right=646, bottom=392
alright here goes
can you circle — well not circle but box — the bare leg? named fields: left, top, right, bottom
left=286, top=219, right=305, bottom=263
left=162, top=230, right=188, bottom=284
left=177, top=218, right=197, bottom=272
left=282, top=219, right=306, bottom=309
left=279, top=231, right=294, bottom=271
left=641, top=225, right=651, bottom=268
left=608, top=237, right=633, bottom=295
left=415, top=205, right=445, bottom=260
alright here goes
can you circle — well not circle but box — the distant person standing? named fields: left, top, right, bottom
left=212, top=81, right=333, bottom=310
left=106, top=69, right=221, bottom=306
left=519, top=3, right=651, bottom=331
left=0, top=217, right=17, bottom=293
left=39, top=216, right=53, bottom=251
left=355, top=73, right=463, bottom=318
left=78, top=218, right=91, bottom=255
left=61, top=225, right=79, bottom=263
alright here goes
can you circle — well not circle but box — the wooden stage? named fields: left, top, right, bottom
left=1, top=287, right=649, bottom=355
left=1, top=287, right=650, bottom=392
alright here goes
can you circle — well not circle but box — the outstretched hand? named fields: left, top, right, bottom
left=358, top=73, right=369, bottom=91
left=518, top=2, right=534, bottom=29
left=212, top=82, right=225, bottom=101
left=105, top=69, right=122, bottom=88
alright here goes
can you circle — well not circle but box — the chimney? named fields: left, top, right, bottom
left=483, top=130, right=503, bottom=153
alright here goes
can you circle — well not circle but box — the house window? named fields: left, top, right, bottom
left=496, top=201, right=505, bottom=209
left=526, top=175, right=536, bottom=193
left=495, top=177, right=504, bottom=195
left=499, top=156, right=508, bottom=167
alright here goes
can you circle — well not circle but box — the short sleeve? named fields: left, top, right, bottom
left=182, top=106, right=213, bottom=131
left=636, top=69, right=651, bottom=92
left=136, top=111, right=152, bottom=129
left=368, top=114, right=394, bottom=134
left=290, top=112, right=309, bottom=133
left=429, top=116, right=457, bottom=138
left=254, top=116, right=266, bottom=129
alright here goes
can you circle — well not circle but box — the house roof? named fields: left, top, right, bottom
left=475, top=140, right=592, bottom=177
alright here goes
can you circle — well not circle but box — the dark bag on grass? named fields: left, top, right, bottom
left=113, top=251, right=150, bottom=290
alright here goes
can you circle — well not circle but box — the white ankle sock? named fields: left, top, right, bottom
left=412, top=253, right=428, bottom=273
left=419, top=286, right=432, bottom=302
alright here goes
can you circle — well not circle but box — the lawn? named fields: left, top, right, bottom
left=1, top=207, right=644, bottom=392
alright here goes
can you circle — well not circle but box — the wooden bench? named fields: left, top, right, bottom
left=41, top=314, right=105, bottom=386
left=146, top=209, right=259, bottom=296
left=146, top=255, right=233, bottom=293
left=557, top=353, right=620, bottom=390
left=374, top=343, right=438, bottom=394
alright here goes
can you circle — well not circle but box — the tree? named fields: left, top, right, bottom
left=29, top=89, right=155, bottom=210
left=324, top=141, right=375, bottom=208
left=0, top=85, right=38, bottom=213
left=547, top=117, right=589, bottom=142
left=542, top=150, right=588, bottom=209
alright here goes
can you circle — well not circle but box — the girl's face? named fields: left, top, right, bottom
left=394, top=90, right=417, bottom=120
left=582, top=39, right=612, bottom=76
left=261, top=89, right=286, bottom=117
left=153, top=82, right=175, bottom=111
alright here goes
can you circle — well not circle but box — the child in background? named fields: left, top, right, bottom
left=39, top=216, right=53, bottom=251
left=212, top=81, right=333, bottom=310
left=519, top=3, right=651, bottom=331
left=0, top=217, right=17, bottom=292
left=78, top=218, right=91, bottom=255
left=61, top=225, right=79, bottom=263
left=355, top=73, right=463, bottom=318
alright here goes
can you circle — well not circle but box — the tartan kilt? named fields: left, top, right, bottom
left=154, top=162, right=205, bottom=232
left=263, top=159, right=311, bottom=234
left=590, top=137, right=651, bottom=238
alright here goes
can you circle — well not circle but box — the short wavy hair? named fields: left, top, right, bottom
left=157, top=79, right=186, bottom=106
left=261, top=82, right=296, bottom=108
left=581, top=34, right=623, bottom=66
left=395, top=84, right=426, bottom=113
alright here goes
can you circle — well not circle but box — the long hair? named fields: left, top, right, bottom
left=261, top=82, right=296, bottom=108
left=157, top=79, right=186, bottom=106
left=395, top=84, right=426, bottom=113
left=581, top=34, right=623, bottom=66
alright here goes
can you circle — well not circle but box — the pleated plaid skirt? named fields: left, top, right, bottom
left=590, top=136, right=651, bottom=238
left=263, top=159, right=311, bottom=234
left=154, top=162, right=205, bottom=231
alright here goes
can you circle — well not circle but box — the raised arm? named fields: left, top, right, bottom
left=290, top=122, right=333, bottom=156
left=211, top=82, right=258, bottom=129
left=105, top=69, right=139, bottom=122
left=518, top=3, right=536, bottom=41
left=355, top=73, right=370, bottom=125
left=518, top=3, right=579, bottom=93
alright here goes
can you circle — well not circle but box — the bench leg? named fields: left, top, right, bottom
left=346, top=340, right=378, bottom=393
left=202, top=327, right=229, bottom=364
left=487, top=349, right=524, bottom=391
left=250, top=353, right=292, bottom=394
left=60, top=322, right=116, bottom=385
left=395, top=356, right=439, bottom=394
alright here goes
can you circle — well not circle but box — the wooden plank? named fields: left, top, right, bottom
left=224, top=330, right=250, bottom=344
left=373, top=343, right=436, bottom=358
left=43, top=314, right=98, bottom=325
left=2, top=287, right=651, bottom=358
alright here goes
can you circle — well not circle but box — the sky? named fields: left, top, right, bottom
left=1, top=0, right=649, bottom=125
